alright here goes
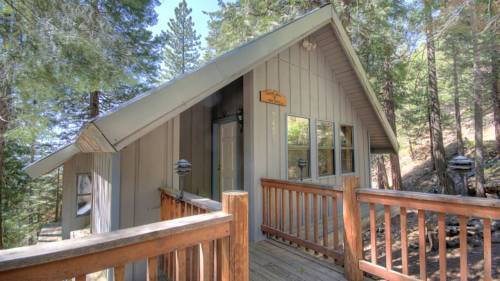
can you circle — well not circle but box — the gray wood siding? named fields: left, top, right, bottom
left=61, top=153, right=92, bottom=239
left=247, top=40, right=371, bottom=241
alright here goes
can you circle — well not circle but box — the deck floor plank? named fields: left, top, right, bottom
left=250, top=239, right=348, bottom=281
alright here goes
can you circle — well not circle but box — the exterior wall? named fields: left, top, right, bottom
left=61, top=153, right=92, bottom=239
left=246, top=40, right=371, bottom=241
left=119, top=117, right=179, bottom=280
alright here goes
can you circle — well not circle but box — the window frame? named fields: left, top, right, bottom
left=316, top=119, right=336, bottom=178
left=286, top=114, right=312, bottom=180
left=340, top=124, right=356, bottom=174
left=76, top=173, right=92, bottom=217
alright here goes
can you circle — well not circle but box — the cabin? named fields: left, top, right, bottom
left=1, top=4, right=497, bottom=281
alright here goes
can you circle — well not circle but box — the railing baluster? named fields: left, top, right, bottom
left=332, top=196, right=339, bottom=250
left=289, top=190, right=293, bottom=235
left=459, top=216, right=468, bottom=281
left=400, top=207, right=408, bottom=275
left=369, top=203, right=377, bottom=264
left=483, top=218, right=491, bottom=281
left=262, top=184, right=267, bottom=227
left=114, top=264, right=125, bottom=281
left=176, top=249, right=187, bottom=281
left=313, top=193, right=319, bottom=253
left=305, top=192, right=310, bottom=244
left=322, top=195, right=328, bottom=251
left=148, top=256, right=158, bottom=281
left=296, top=192, right=301, bottom=240
left=281, top=186, right=285, bottom=232
left=418, top=209, right=427, bottom=280
left=274, top=187, right=278, bottom=230
left=200, top=241, right=214, bottom=281
left=384, top=205, right=392, bottom=270
left=437, top=213, right=447, bottom=281
left=218, top=236, right=230, bottom=281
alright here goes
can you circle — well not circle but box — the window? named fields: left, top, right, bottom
left=317, top=121, right=335, bottom=176
left=287, top=116, right=310, bottom=179
left=340, top=126, right=355, bottom=173
left=76, top=174, right=91, bottom=216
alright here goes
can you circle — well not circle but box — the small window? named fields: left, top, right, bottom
left=287, top=115, right=310, bottom=179
left=340, top=126, right=355, bottom=173
left=317, top=121, right=335, bottom=176
left=76, top=174, right=92, bottom=216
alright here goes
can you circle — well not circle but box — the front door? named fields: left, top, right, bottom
left=219, top=121, right=239, bottom=191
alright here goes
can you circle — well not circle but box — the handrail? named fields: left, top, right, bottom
left=160, top=187, right=222, bottom=212
left=261, top=178, right=343, bottom=197
left=261, top=178, right=344, bottom=263
left=357, top=188, right=500, bottom=218
left=0, top=212, right=232, bottom=281
left=356, top=188, right=499, bottom=281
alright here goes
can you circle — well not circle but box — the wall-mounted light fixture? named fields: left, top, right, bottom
left=302, top=39, right=317, bottom=51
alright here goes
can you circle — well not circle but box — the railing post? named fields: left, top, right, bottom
left=342, top=176, right=363, bottom=281
left=222, top=191, right=249, bottom=281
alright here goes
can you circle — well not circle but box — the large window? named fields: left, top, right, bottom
left=76, top=174, right=92, bottom=216
left=287, top=115, right=310, bottom=179
left=317, top=121, right=335, bottom=176
left=340, top=125, right=355, bottom=173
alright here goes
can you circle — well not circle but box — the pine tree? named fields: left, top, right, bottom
left=161, top=0, right=201, bottom=80
left=423, top=0, right=451, bottom=194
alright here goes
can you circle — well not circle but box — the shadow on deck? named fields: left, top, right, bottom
left=250, top=239, right=347, bottom=281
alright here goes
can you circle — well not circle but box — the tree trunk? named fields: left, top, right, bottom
left=409, top=139, right=416, bottom=160
left=452, top=42, right=464, bottom=155
left=424, top=0, right=451, bottom=194
left=471, top=3, right=485, bottom=197
left=0, top=80, right=11, bottom=250
left=382, top=59, right=403, bottom=190
left=427, top=100, right=435, bottom=170
left=491, top=18, right=500, bottom=155
left=376, top=155, right=389, bottom=189
left=90, top=90, right=100, bottom=118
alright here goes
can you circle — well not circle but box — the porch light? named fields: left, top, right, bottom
left=175, top=159, right=192, bottom=201
left=298, top=158, right=307, bottom=181
left=448, top=155, right=473, bottom=195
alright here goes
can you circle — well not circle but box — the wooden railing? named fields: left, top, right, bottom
left=356, top=187, right=500, bottom=281
left=261, top=178, right=344, bottom=263
left=160, top=188, right=248, bottom=281
left=160, top=188, right=222, bottom=218
left=0, top=191, right=248, bottom=281
left=261, top=176, right=499, bottom=281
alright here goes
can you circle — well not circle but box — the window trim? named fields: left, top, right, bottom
left=286, top=114, right=312, bottom=180
left=316, top=119, right=336, bottom=178
left=76, top=173, right=92, bottom=217
left=340, top=124, right=356, bottom=175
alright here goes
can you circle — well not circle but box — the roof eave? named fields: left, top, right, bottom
left=328, top=7, right=399, bottom=153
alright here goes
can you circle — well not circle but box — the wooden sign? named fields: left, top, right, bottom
left=260, top=89, right=287, bottom=106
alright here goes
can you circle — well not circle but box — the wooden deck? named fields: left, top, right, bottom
left=250, top=239, right=347, bottom=281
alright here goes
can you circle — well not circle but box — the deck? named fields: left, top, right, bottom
left=250, top=239, right=347, bottom=281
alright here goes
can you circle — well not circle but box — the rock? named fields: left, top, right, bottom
left=470, top=239, right=482, bottom=248
left=492, top=231, right=500, bottom=244
left=493, top=220, right=500, bottom=231
left=485, top=193, right=499, bottom=199
left=446, top=226, right=459, bottom=237
left=446, top=216, right=459, bottom=227
left=447, top=238, right=460, bottom=248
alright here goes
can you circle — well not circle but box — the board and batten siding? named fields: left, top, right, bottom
left=246, top=39, right=371, bottom=241
left=61, top=153, right=92, bottom=239
left=119, top=116, right=180, bottom=280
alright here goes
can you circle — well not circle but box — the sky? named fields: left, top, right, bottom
left=149, top=0, right=222, bottom=48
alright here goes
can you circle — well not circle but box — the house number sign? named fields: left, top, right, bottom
left=260, top=89, right=287, bottom=106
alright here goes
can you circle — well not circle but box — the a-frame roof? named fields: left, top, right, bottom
left=25, top=4, right=398, bottom=178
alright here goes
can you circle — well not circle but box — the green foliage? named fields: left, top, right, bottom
left=161, top=0, right=201, bottom=80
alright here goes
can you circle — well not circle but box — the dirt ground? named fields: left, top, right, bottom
left=362, top=209, right=500, bottom=280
